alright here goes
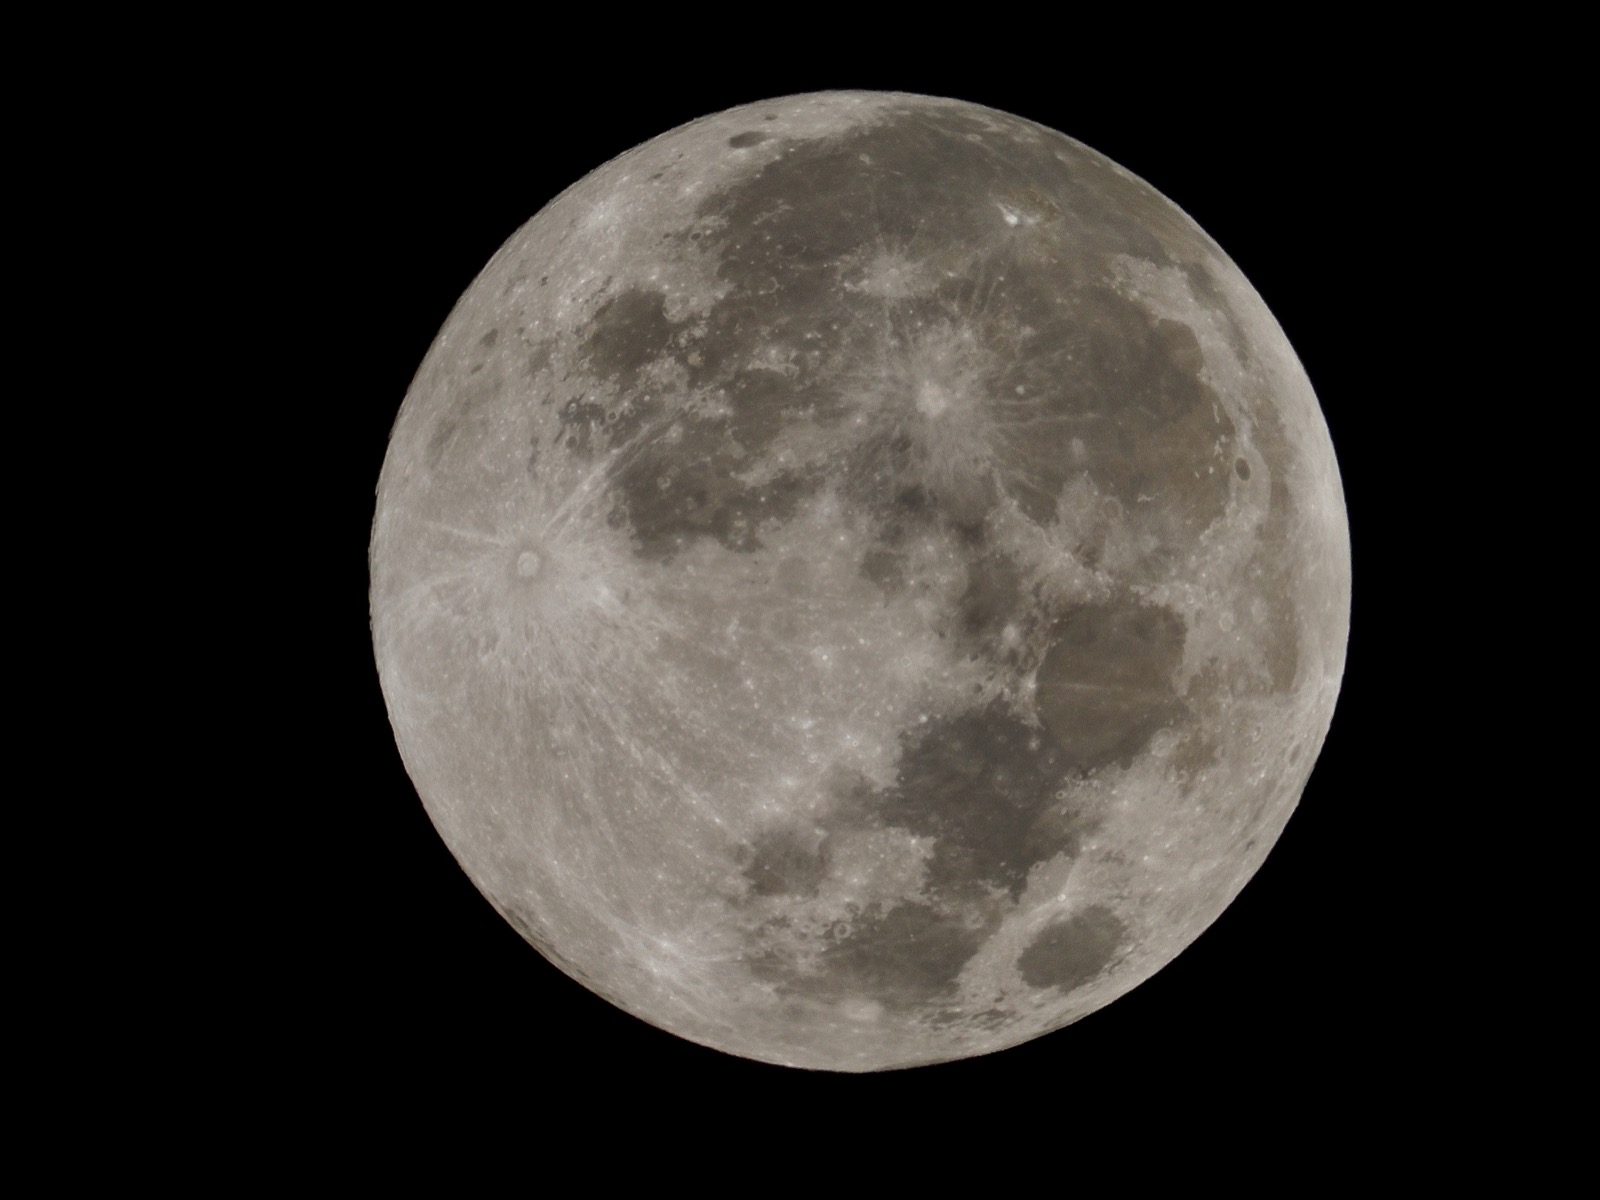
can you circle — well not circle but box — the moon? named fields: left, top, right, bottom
left=369, top=91, right=1350, bottom=1072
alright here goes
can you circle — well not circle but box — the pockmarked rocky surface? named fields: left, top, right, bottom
left=370, top=92, right=1350, bottom=1071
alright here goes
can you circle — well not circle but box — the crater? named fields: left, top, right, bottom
left=728, top=131, right=769, bottom=148
left=555, top=395, right=609, bottom=459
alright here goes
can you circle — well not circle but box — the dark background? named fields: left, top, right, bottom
left=251, top=47, right=1443, bottom=1124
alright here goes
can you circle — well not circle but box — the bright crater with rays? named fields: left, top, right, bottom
left=370, top=92, right=1349, bottom=1071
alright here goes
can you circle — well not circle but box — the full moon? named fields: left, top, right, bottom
left=369, top=92, right=1350, bottom=1071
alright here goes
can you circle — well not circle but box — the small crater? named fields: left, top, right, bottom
left=728, top=131, right=769, bottom=148
left=1017, top=906, right=1127, bottom=993
left=1235, top=457, right=1251, bottom=480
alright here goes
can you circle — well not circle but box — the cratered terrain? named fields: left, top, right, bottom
left=369, top=91, right=1351, bottom=1071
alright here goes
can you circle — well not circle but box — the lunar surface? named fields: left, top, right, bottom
left=370, top=92, right=1350, bottom=1071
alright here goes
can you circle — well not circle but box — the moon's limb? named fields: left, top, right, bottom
left=370, top=92, right=1350, bottom=1071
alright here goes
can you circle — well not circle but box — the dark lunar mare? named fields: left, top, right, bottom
left=560, top=103, right=1237, bottom=567
left=746, top=700, right=1133, bottom=1014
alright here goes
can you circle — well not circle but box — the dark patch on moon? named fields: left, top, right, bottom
left=690, top=106, right=1231, bottom=536
left=955, top=552, right=1025, bottom=655
left=744, top=829, right=828, bottom=897
left=578, top=287, right=681, bottom=390
left=775, top=902, right=991, bottom=1013
left=603, top=385, right=830, bottom=559
left=1181, top=261, right=1255, bottom=366
left=426, top=417, right=461, bottom=468
left=695, top=105, right=1067, bottom=283
left=1035, top=600, right=1187, bottom=768
left=555, top=395, right=609, bottom=458
left=1011, top=292, right=1234, bottom=532
left=1168, top=725, right=1219, bottom=781
left=567, top=106, right=1247, bottom=568
left=616, top=445, right=817, bottom=558
left=1235, top=457, right=1251, bottom=480
left=1017, top=905, right=1127, bottom=992
left=877, top=702, right=1080, bottom=902
left=748, top=699, right=1112, bottom=1015
left=728, top=131, right=769, bottom=148
left=824, top=903, right=988, bottom=996
left=1020, top=795, right=1101, bottom=867
left=425, top=376, right=501, bottom=470
left=468, top=328, right=499, bottom=374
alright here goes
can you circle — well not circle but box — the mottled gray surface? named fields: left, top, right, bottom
left=370, top=92, right=1350, bottom=1071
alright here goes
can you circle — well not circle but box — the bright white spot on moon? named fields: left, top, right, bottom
left=917, top=380, right=952, bottom=417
